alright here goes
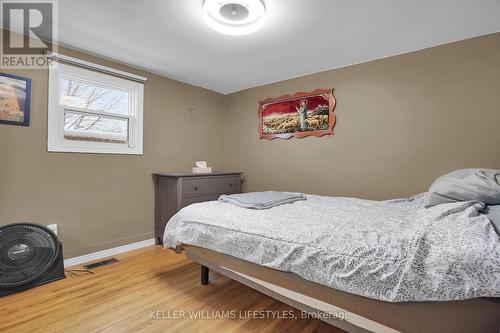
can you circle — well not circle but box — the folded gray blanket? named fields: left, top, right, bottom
left=218, top=191, right=306, bottom=209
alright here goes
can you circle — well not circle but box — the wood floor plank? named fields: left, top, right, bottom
left=0, top=246, right=344, bottom=333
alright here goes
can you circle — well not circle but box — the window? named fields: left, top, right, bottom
left=48, top=62, right=144, bottom=154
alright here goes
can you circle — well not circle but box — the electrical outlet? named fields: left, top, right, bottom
left=47, top=224, right=58, bottom=236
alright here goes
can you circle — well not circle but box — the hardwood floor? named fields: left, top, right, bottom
left=0, top=246, right=344, bottom=333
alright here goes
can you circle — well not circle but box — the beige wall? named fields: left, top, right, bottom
left=0, top=44, right=226, bottom=258
left=222, top=33, right=500, bottom=199
left=1, top=32, right=499, bottom=258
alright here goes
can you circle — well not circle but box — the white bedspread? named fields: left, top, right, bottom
left=163, top=193, right=500, bottom=302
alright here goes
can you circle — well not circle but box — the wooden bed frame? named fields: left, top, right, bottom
left=183, top=245, right=500, bottom=333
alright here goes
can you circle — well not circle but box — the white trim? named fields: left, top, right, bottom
left=64, top=238, right=156, bottom=268
left=223, top=267, right=401, bottom=333
left=63, top=106, right=131, bottom=120
left=46, top=52, right=147, bottom=83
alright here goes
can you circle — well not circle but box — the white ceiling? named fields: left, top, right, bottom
left=55, top=0, right=500, bottom=94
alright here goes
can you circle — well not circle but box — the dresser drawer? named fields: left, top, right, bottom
left=182, top=176, right=240, bottom=197
left=181, top=194, right=221, bottom=208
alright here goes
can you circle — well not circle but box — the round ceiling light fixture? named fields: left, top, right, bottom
left=202, top=0, right=266, bottom=36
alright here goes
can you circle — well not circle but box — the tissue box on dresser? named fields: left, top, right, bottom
left=192, top=167, right=212, bottom=174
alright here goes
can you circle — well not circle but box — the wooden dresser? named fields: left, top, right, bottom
left=153, top=172, right=243, bottom=243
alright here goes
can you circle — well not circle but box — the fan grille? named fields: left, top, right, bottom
left=0, top=223, right=60, bottom=288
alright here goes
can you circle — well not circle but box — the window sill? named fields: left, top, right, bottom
left=48, top=144, right=143, bottom=155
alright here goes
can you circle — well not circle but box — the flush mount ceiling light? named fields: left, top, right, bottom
left=202, top=0, right=266, bottom=36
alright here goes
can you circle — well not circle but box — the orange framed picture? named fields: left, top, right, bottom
left=258, top=88, right=336, bottom=140
left=0, top=72, right=31, bottom=126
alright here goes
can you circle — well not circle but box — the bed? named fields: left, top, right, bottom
left=163, top=192, right=500, bottom=332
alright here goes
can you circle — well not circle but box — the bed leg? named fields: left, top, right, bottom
left=201, top=265, right=209, bottom=285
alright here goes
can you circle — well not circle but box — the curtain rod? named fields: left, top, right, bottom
left=44, top=52, right=148, bottom=83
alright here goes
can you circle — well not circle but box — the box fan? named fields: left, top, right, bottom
left=0, top=223, right=65, bottom=297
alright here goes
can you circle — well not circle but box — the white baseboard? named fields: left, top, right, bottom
left=64, top=238, right=156, bottom=268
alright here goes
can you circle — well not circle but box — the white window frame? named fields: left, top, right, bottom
left=48, top=62, right=144, bottom=155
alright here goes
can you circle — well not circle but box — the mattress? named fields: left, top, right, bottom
left=163, top=193, right=500, bottom=302
left=186, top=245, right=500, bottom=333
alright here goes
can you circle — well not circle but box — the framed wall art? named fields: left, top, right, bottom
left=258, top=88, right=336, bottom=139
left=0, top=72, right=32, bottom=126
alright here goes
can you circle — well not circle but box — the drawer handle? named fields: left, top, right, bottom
left=194, top=186, right=198, bottom=191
